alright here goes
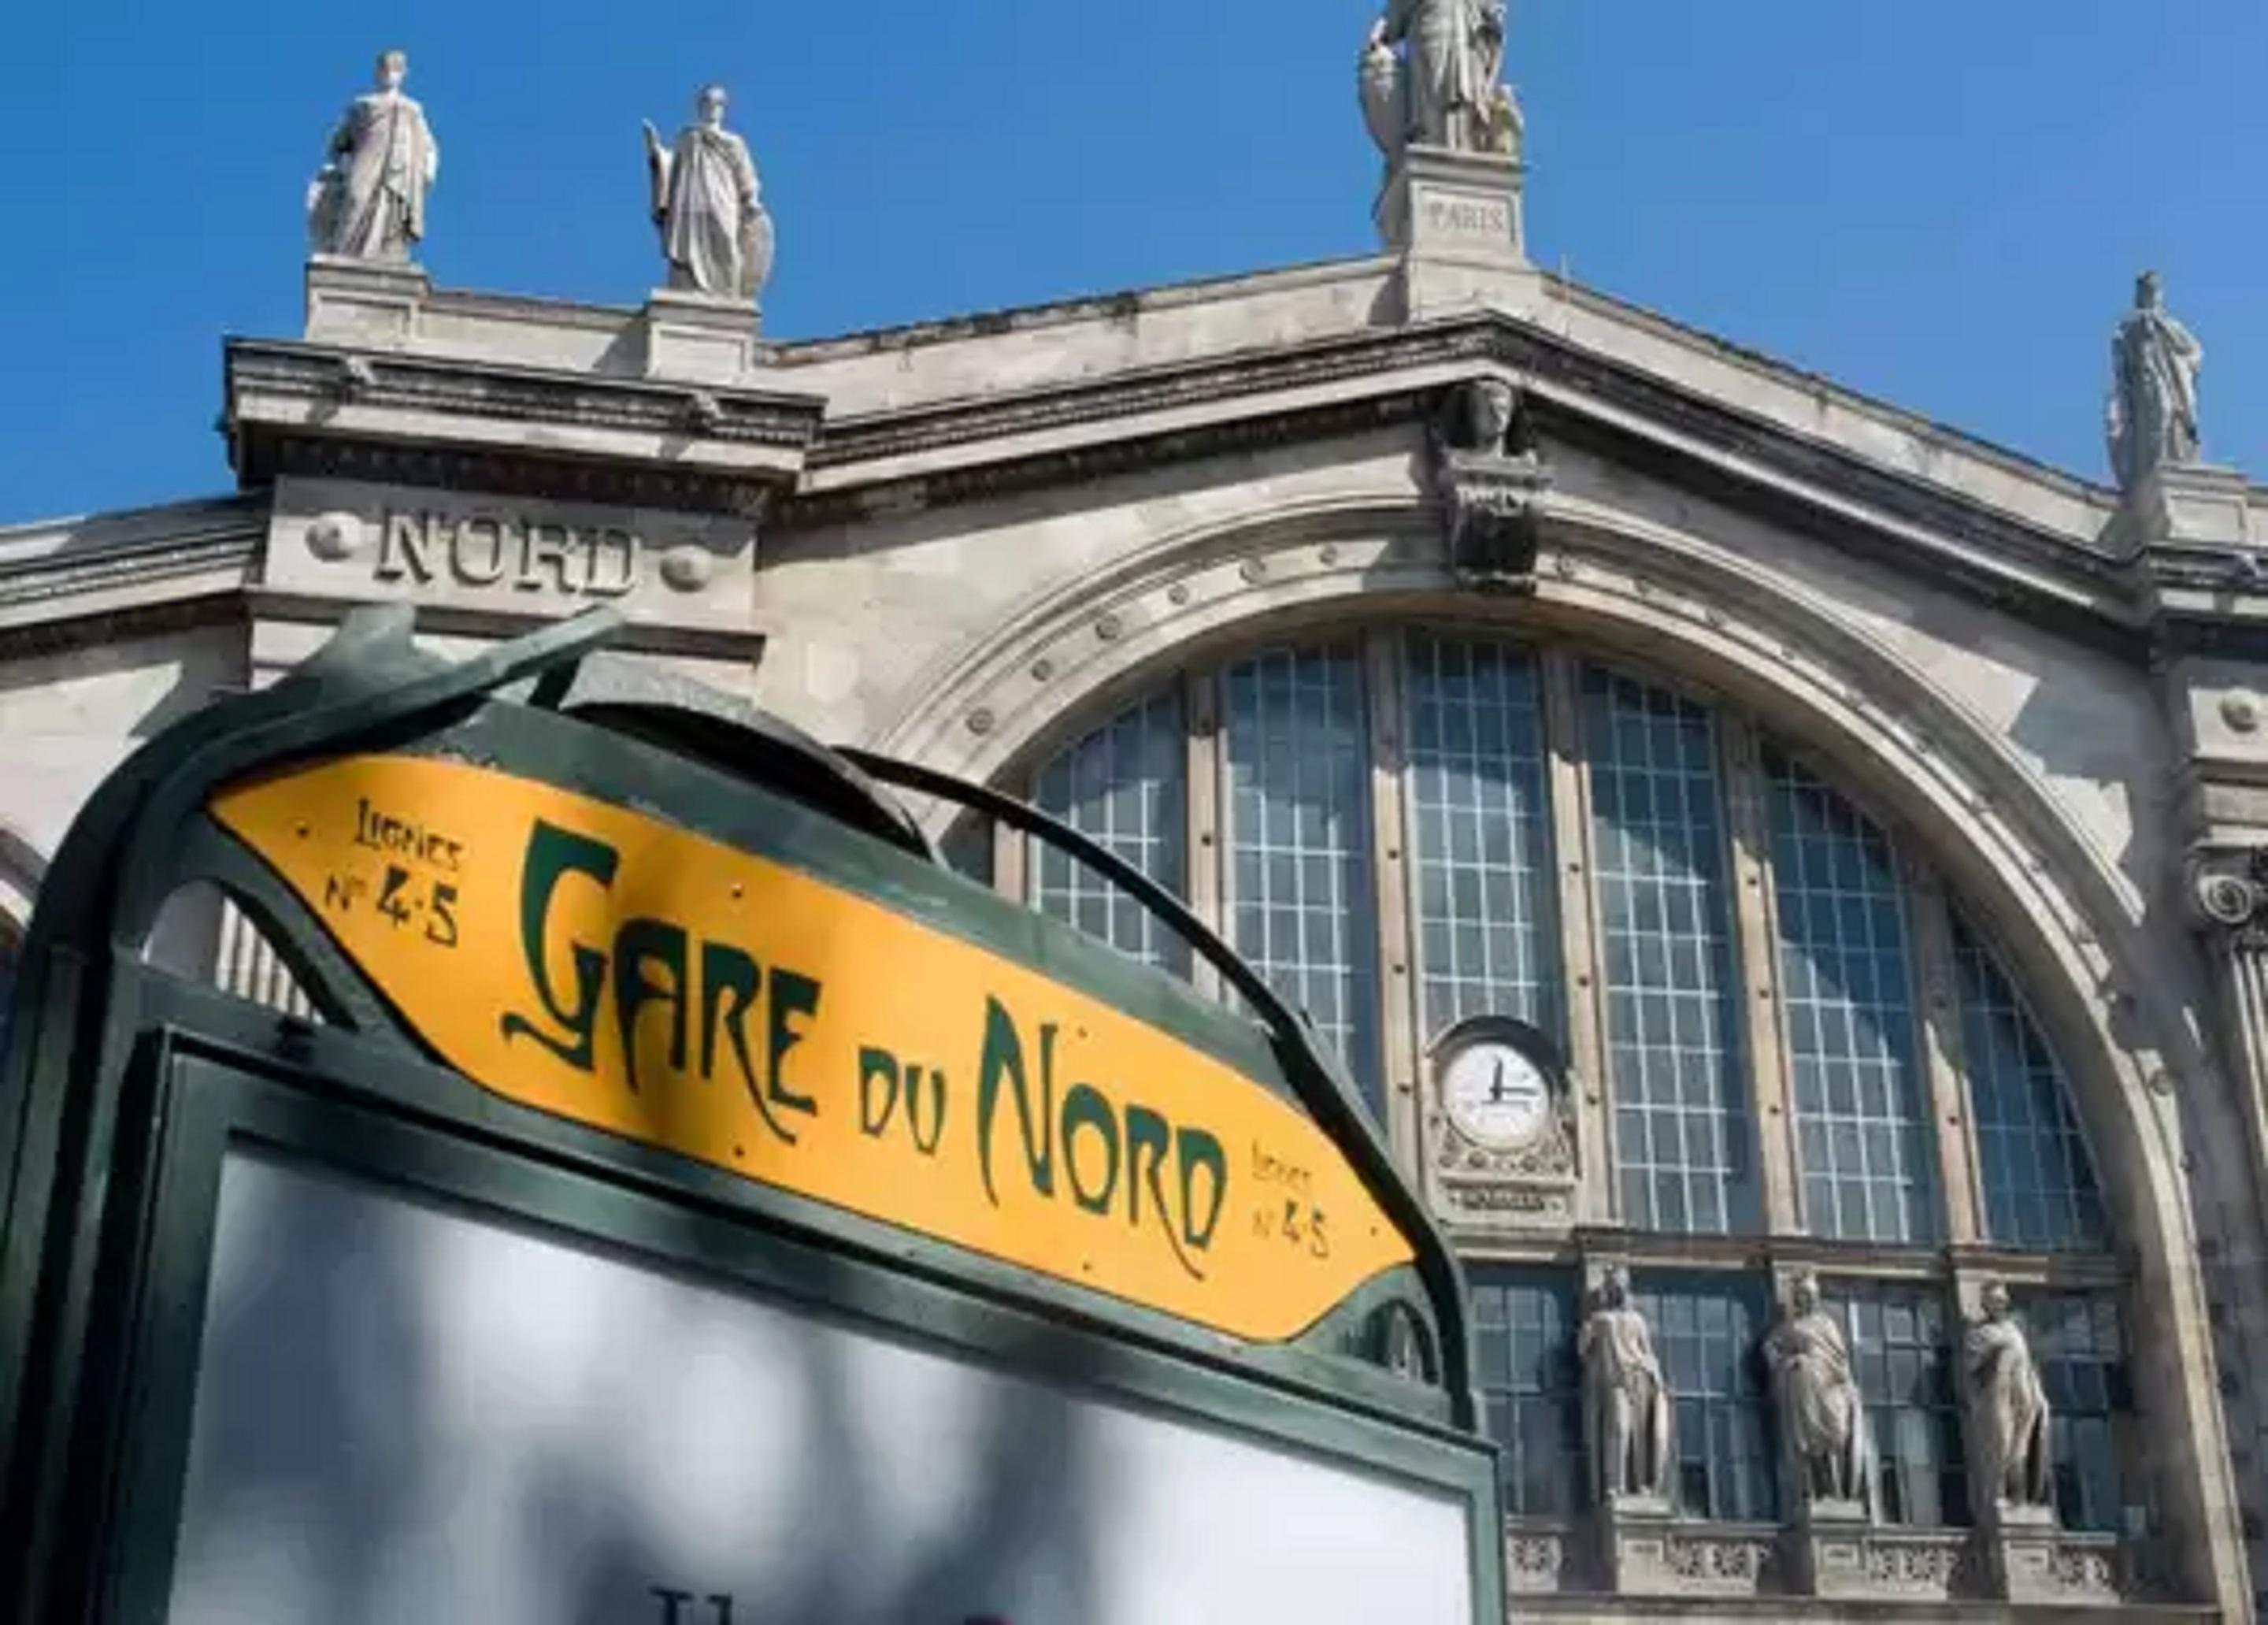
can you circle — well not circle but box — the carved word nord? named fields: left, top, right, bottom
left=376, top=509, right=643, bottom=597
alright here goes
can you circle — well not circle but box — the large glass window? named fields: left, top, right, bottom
left=1765, top=748, right=1938, bottom=1244
left=1014, top=629, right=2139, bottom=1565
left=2025, top=1290, right=2129, bottom=1534
left=1585, top=667, right=1755, bottom=1234
left=1832, top=1280, right=1966, bottom=1527
left=1636, top=1272, right=1777, bottom=1522
left=1405, top=633, right=1561, bottom=1044
left=1471, top=1267, right=1584, bottom=1517
left=1953, top=920, right=2108, bottom=1252
left=1225, top=645, right=1381, bottom=1108
left=1032, top=690, right=1189, bottom=977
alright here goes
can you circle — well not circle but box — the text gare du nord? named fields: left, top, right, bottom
left=496, top=818, right=1236, bottom=1277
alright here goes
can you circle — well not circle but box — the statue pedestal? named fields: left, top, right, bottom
left=1377, top=145, right=1525, bottom=262
left=2101, top=460, right=2254, bottom=558
left=1783, top=1498, right=1872, bottom=1598
left=1598, top=1493, right=1677, bottom=1593
left=639, top=288, right=761, bottom=383
left=1981, top=1501, right=2066, bottom=1603
left=304, top=254, right=431, bottom=347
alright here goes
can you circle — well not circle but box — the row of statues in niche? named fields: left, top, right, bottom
left=1583, top=1267, right=2056, bottom=1519
left=306, top=51, right=772, bottom=305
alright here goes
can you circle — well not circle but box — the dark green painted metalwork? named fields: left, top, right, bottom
left=841, top=747, right=1483, bottom=1430
left=0, top=606, right=1504, bottom=1621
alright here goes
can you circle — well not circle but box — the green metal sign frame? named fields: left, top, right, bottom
left=0, top=607, right=1504, bottom=1620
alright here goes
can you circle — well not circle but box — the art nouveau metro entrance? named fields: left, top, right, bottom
left=0, top=607, right=1504, bottom=1623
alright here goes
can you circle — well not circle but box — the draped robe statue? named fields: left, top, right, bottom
left=1966, top=1282, right=2054, bottom=1513
left=1765, top=1272, right=1870, bottom=1508
left=309, top=50, right=438, bottom=262
left=1369, top=0, right=1517, bottom=155
left=1579, top=1267, right=1673, bottom=1502
left=643, top=86, right=774, bottom=303
left=2107, top=270, right=2203, bottom=489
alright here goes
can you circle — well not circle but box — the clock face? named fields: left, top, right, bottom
left=1440, top=1037, right=1551, bottom=1149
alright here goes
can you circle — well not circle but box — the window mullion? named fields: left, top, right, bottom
left=1718, top=715, right=1802, bottom=1236
left=1540, top=651, right=1614, bottom=1226
left=1366, top=627, right=1422, bottom=1168
left=1905, top=867, right=1984, bottom=1245
left=996, top=764, right=1029, bottom=904
left=1185, top=670, right=1225, bottom=1004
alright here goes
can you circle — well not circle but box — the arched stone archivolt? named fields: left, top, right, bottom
left=877, top=492, right=2250, bottom=1604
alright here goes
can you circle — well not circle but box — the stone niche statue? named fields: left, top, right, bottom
left=2107, top=270, right=2203, bottom=491
left=1579, top=1265, right=1674, bottom=1504
left=1764, top=1271, right=1870, bottom=1510
left=643, top=85, right=775, bottom=304
left=307, top=50, right=439, bottom=262
left=1965, top=1279, right=2055, bottom=1515
left=1359, top=0, right=1521, bottom=161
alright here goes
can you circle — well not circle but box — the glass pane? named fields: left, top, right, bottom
left=1225, top=645, right=1383, bottom=1111
left=1953, top=918, right=2109, bottom=1251
left=1405, top=634, right=1562, bottom=1043
left=1032, top=688, right=1190, bottom=978
left=1584, top=666, right=1756, bottom=1234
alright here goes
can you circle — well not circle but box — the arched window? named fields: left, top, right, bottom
left=1017, top=626, right=2128, bottom=1543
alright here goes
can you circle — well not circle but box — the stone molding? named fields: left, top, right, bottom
left=226, top=339, right=824, bottom=515
left=229, top=340, right=820, bottom=449
left=0, top=515, right=260, bottom=625
left=1503, top=1527, right=1570, bottom=1594
left=2193, top=846, right=2268, bottom=946
left=789, top=315, right=2131, bottom=644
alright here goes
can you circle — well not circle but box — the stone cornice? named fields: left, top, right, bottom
left=0, top=499, right=263, bottom=638
left=228, top=340, right=822, bottom=448
left=225, top=340, right=828, bottom=515
left=788, top=313, right=2140, bottom=655
left=804, top=316, right=2105, bottom=578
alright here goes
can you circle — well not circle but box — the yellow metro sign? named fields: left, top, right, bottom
left=212, top=755, right=1412, bottom=1342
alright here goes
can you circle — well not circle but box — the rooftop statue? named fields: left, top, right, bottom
left=307, top=50, right=439, bottom=262
left=1360, top=0, right=1521, bottom=161
left=2107, top=270, right=2203, bottom=490
left=643, top=86, right=774, bottom=304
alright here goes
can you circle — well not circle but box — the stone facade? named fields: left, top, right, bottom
left=6, top=92, right=2268, bottom=1625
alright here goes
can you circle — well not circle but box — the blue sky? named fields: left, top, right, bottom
left=2, top=2, right=2262, bottom=525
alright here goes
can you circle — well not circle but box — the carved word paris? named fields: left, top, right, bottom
left=1422, top=198, right=1510, bottom=240
left=376, top=508, right=643, bottom=596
